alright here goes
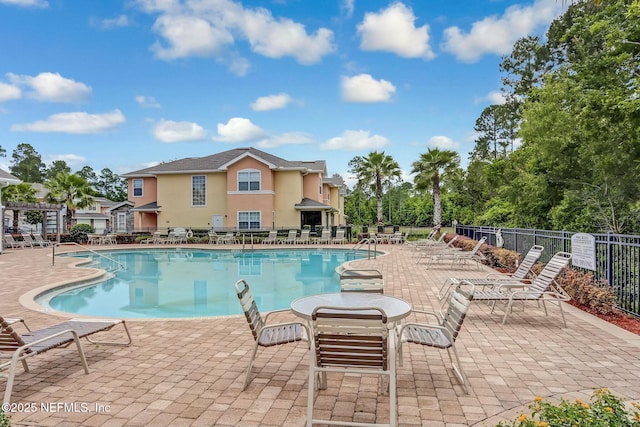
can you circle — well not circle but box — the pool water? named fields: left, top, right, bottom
left=37, top=249, right=369, bottom=319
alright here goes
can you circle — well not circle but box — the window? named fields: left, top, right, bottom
left=133, top=179, right=143, bottom=197
left=238, top=211, right=261, bottom=229
left=192, top=175, right=206, bottom=206
left=238, top=170, right=260, bottom=191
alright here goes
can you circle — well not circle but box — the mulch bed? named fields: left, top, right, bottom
left=568, top=300, right=640, bottom=335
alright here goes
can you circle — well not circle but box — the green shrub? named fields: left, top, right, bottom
left=0, top=409, right=10, bottom=427
left=494, top=388, right=640, bottom=427
left=558, top=269, right=617, bottom=315
left=70, top=223, right=95, bottom=243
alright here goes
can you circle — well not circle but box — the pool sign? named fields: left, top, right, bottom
left=571, top=233, right=596, bottom=270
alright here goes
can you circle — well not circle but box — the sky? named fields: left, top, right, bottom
left=0, top=0, right=567, bottom=188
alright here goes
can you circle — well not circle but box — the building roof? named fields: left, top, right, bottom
left=131, top=201, right=160, bottom=212
left=0, top=168, right=20, bottom=186
left=294, top=197, right=335, bottom=211
left=74, top=212, right=110, bottom=220
left=121, top=147, right=327, bottom=177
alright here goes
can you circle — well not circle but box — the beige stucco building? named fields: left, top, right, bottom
left=121, top=148, right=346, bottom=232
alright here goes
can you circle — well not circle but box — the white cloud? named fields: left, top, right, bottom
left=7, top=72, right=92, bottom=103
left=341, top=74, right=396, bottom=103
left=153, top=119, right=206, bottom=142
left=0, top=0, right=48, bottom=7
left=357, top=2, right=434, bottom=59
left=485, top=90, right=507, bottom=105
left=442, top=0, right=563, bottom=63
left=0, top=82, right=21, bottom=102
left=11, top=109, right=125, bottom=134
left=44, top=153, right=87, bottom=167
left=139, top=0, right=335, bottom=67
left=135, top=95, right=161, bottom=108
left=94, top=15, right=131, bottom=29
left=213, top=117, right=266, bottom=143
left=151, top=14, right=234, bottom=59
left=250, top=93, right=292, bottom=111
left=321, top=130, right=390, bottom=151
left=341, top=0, right=354, bottom=18
left=256, top=131, right=312, bottom=148
left=427, top=135, right=458, bottom=150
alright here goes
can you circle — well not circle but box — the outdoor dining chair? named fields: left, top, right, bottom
left=307, top=306, right=396, bottom=427
left=234, top=279, right=309, bottom=390
left=398, top=284, right=475, bottom=394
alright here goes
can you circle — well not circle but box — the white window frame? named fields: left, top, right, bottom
left=237, top=169, right=261, bottom=192
left=192, top=175, right=206, bottom=207
left=238, top=211, right=261, bottom=230
left=132, top=179, right=143, bottom=197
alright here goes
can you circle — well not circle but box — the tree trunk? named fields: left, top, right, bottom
left=432, top=174, right=442, bottom=229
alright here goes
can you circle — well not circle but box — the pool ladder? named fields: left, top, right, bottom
left=52, top=242, right=127, bottom=273
left=352, top=238, right=377, bottom=260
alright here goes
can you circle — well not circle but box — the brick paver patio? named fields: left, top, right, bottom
left=1, top=242, right=639, bottom=426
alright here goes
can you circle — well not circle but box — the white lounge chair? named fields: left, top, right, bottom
left=2, top=235, right=26, bottom=249
left=465, top=251, right=572, bottom=326
left=424, top=237, right=487, bottom=269
left=279, top=230, right=297, bottom=244
left=32, top=234, right=50, bottom=247
left=296, top=229, right=310, bottom=244
left=1, top=315, right=132, bottom=405
left=262, top=230, right=278, bottom=244
left=316, top=229, right=331, bottom=244
left=438, top=245, right=544, bottom=300
left=332, top=229, right=345, bottom=244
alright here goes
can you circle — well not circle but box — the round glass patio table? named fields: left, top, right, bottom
left=290, top=292, right=412, bottom=323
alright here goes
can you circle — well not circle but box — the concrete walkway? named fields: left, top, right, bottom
left=1, top=243, right=639, bottom=426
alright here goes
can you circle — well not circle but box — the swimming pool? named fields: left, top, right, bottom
left=36, top=248, right=371, bottom=319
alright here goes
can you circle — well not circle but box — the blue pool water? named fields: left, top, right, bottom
left=36, top=249, right=369, bottom=319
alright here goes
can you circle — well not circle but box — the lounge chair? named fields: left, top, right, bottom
left=18, top=233, right=36, bottom=248
left=295, top=229, right=310, bottom=244
left=438, top=245, right=544, bottom=300
left=234, top=279, right=309, bottom=390
left=389, top=231, right=406, bottom=244
left=465, top=251, right=572, bottom=326
left=279, top=230, right=297, bottom=245
left=262, top=230, right=278, bottom=244
left=306, top=306, right=396, bottom=427
left=207, top=231, right=219, bottom=244
left=415, top=235, right=459, bottom=263
left=409, top=232, right=445, bottom=249
left=2, top=235, right=26, bottom=249
left=340, top=269, right=384, bottom=294
left=1, top=315, right=132, bottom=405
left=398, top=284, right=475, bottom=394
left=32, top=234, right=50, bottom=247
left=332, top=229, right=345, bottom=244
left=424, top=236, right=487, bottom=269
left=316, top=229, right=331, bottom=244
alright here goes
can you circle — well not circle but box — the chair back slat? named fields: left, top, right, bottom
left=312, top=307, right=388, bottom=370
left=0, top=316, right=28, bottom=353
left=234, top=280, right=264, bottom=341
left=441, top=287, right=474, bottom=342
left=512, top=245, right=544, bottom=280
left=526, top=252, right=572, bottom=297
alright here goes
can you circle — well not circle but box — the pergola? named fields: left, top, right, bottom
left=2, top=201, right=63, bottom=243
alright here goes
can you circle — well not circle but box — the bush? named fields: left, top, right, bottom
left=494, top=388, right=640, bottom=427
left=70, top=224, right=95, bottom=243
left=0, top=409, right=10, bottom=427
left=558, top=269, right=617, bottom=315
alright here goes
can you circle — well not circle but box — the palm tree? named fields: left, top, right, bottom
left=1, top=183, right=37, bottom=231
left=44, top=172, right=93, bottom=232
left=411, top=148, right=460, bottom=231
left=349, top=151, right=401, bottom=225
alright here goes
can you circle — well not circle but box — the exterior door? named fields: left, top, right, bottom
left=117, top=213, right=127, bottom=232
left=212, top=215, right=224, bottom=230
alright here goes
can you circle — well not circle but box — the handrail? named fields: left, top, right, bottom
left=351, top=238, right=377, bottom=260
left=52, top=242, right=127, bottom=272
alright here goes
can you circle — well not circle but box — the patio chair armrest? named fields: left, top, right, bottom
left=408, top=308, right=442, bottom=323
left=540, top=291, right=571, bottom=301
left=494, top=282, right=527, bottom=292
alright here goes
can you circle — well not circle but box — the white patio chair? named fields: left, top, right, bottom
left=332, top=229, right=345, bottom=244
left=296, top=229, right=311, bottom=244
left=279, top=230, right=297, bottom=244
left=262, top=230, right=278, bottom=244
left=307, top=306, right=396, bottom=427
left=424, top=236, right=487, bottom=269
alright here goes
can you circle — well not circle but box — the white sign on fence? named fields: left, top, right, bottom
left=571, top=233, right=596, bottom=271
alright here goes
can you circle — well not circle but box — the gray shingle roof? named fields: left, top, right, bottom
left=0, top=168, right=20, bottom=184
left=121, top=147, right=327, bottom=177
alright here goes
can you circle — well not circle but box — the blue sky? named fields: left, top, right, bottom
left=0, top=0, right=566, bottom=187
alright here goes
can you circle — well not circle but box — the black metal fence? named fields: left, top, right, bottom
left=456, top=225, right=640, bottom=318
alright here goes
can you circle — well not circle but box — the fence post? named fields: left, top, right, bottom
left=607, top=231, right=614, bottom=286
left=562, top=230, right=567, bottom=253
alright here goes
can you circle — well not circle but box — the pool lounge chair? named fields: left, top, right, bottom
left=332, top=229, right=346, bottom=244
left=1, top=315, right=132, bottom=405
left=424, top=237, right=487, bottom=269
left=316, top=229, right=331, bottom=244
left=295, top=229, right=310, bottom=244
left=438, top=245, right=544, bottom=300
left=2, top=235, right=26, bottom=249
left=262, top=230, right=278, bottom=244
left=465, top=251, right=572, bottom=326
left=279, top=230, right=297, bottom=245
left=32, top=234, right=50, bottom=247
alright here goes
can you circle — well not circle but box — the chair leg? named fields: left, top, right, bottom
left=307, top=364, right=316, bottom=426
left=447, top=345, right=469, bottom=394
left=243, top=341, right=261, bottom=390
left=501, top=300, right=514, bottom=324
left=71, top=331, right=90, bottom=374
